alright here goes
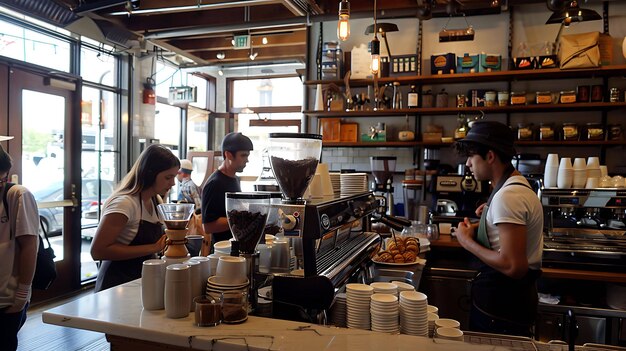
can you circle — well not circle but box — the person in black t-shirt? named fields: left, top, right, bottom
left=201, top=132, right=253, bottom=250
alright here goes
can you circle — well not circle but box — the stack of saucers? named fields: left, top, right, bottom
left=391, top=281, right=415, bottom=293
left=399, top=290, right=428, bottom=337
left=340, top=173, right=368, bottom=196
left=346, top=283, right=373, bottom=330
left=329, top=172, right=341, bottom=195
left=435, top=327, right=464, bottom=341
left=370, top=282, right=398, bottom=297
left=370, top=293, right=399, bottom=333
left=329, top=293, right=347, bottom=328
left=206, top=275, right=249, bottom=295
left=427, top=304, right=439, bottom=316
left=427, top=312, right=439, bottom=337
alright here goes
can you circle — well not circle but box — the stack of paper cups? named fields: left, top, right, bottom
left=586, top=157, right=601, bottom=189
left=314, top=83, right=324, bottom=111
left=572, top=158, right=587, bottom=188
left=557, top=158, right=573, bottom=189
left=544, top=154, right=559, bottom=188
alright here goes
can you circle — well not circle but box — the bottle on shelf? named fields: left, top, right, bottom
left=392, top=81, right=403, bottom=109
left=407, top=85, right=419, bottom=108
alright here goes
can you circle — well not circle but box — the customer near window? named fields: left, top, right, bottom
left=0, top=136, right=39, bottom=351
left=201, top=132, right=253, bottom=250
left=453, top=121, right=543, bottom=337
left=91, top=144, right=178, bottom=292
left=176, top=159, right=201, bottom=209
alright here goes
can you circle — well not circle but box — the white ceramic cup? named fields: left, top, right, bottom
left=213, top=240, right=231, bottom=254
left=141, top=259, right=166, bottom=310
left=183, top=259, right=203, bottom=311
left=546, top=153, right=559, bottom=168
left=600, top=165, right=608, bottom=177
left=207, top=253, right=221, bottom=276
left=215, top=256, right=247, bottom=285
left=587, top=156, right=600, bottom=169
left=189, top=256, right=211, bottom=285
left=164, top=264, right=191, bottom=319
left=573, top=158, right=586, bottom=170
left=544, top=166, right=559, bottom=188
left=572, top=170, right=587, bottom=188
left=585, top=177, right=599, bottom=189
left=559, top=157, right=572, bottom=170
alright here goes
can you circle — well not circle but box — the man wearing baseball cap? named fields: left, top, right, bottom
left=176, top=159, right=201, bottom=209
left=0, top=135, right=39, bottom=350
left=453, top=121, right=543, bottom=337
left=201, top=132, right=253, bottom=250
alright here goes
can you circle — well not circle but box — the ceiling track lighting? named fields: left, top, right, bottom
left=337, top=0, right=350, bottom=41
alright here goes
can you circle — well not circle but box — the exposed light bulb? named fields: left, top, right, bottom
left=249, top=52, right=258, bottom=60
left=218, top=69, right=224, bottom=76
left=262, top=37, right=268, bottom=45
left=216, top=51, right=225, bottom=60
left=337, top=0, right=350, bottom=41
left=370, top=36, right=380, bottom=75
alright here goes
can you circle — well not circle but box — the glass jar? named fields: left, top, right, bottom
left=510, top=91, right=526, bottom=105
left=517, top=123, right=533, bottom=141
left=539, top=123, right=555, bottom=141
left=536, top=91, right=552, bottom=104
left=562, top=123, right=579, bottom=141
left=559, top=90, right=577, bottom=104
left=608, top=124, right=622, bottom=141
left=610, top=88, right=621, bottom=103
left=586, top=123, right=605, bottom=141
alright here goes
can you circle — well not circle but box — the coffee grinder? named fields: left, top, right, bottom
left=225, top=192, right=271, bottom=310
left=370, top=156, right=396, bottom=215
left=157, top=203, right=196, bottom=259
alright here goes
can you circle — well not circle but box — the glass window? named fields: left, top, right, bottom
left=0, top=18, right=70, bottom=71
left=232, top=76, right=303, bottom=108
left=80, top=44, right=117, bottom=86
left=155, top=61, right=182, bottom=98
left=188, top=106, right=208, bottom=152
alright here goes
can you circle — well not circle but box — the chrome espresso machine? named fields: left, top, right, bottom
left=541, top=188, right=626, bottom=272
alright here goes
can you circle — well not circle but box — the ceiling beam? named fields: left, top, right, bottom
left=167, top=30, right=306, bottom=51
left=195, top=44, right=306, bottom=63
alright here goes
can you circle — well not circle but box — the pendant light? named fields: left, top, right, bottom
left=370, top=0, right=380, bottom=75
left=337, top=0, right=350, bottom=41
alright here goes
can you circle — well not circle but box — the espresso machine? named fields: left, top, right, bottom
left=370, top=156, right=396, bottom=216
left=430, top=168, right=488, bottom=228
left=541, top=188, right=626, bottom=272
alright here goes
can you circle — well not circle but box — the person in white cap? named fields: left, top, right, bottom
left=176, top=159, right=201, bottom=209
left=0, top=135, right=39, bottom=350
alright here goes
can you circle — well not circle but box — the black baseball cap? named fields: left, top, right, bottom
left=457, top=121, right=516, bottom=158
left=221, top=132, right=253, bottom=153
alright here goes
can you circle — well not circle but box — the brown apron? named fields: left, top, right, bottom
left=95, top=196, right=164, bottom=292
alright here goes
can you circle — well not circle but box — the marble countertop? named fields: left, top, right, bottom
left=42, top=280, right=515, bottom=351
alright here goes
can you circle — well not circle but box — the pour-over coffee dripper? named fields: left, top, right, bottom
left=268, top=133, right=322, bottom=203
left=157, top=203, right=195, bottom=258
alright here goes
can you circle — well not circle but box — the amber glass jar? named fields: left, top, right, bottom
left=510, top=91, right=526, bottom=105
left=559, top=90, right=577, bottom=104
left=562, top=123, right=579, bottom=141
left=517, top=123, right=534, bottom=141
left=536, top=91, right=552, bottom=104
left=586, top=123, right=605, bottom=141
left=539, top=123, right=555, bottom=141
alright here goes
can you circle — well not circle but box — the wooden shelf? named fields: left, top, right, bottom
left=515, top=140, right=626, bottom=146
left=322, top=141, right=420, bottom=147
left=304, top=102, right=626, bottom=117
left=304, top=65, right=626, bottom=87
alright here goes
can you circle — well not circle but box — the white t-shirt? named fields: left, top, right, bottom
left=485, top=175, right=544, bottom=270
left=101, top=194, right=160, bottom=245
left=0, top=185, right=39, bottom=307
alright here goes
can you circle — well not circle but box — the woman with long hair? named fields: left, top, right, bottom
left=91, top=144, right=180, bottom=292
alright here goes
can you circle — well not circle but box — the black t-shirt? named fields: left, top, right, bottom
left=201, top=170, right=241, bottom=245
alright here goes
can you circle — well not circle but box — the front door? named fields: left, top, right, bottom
left=5, top=64, right=82, bottom=299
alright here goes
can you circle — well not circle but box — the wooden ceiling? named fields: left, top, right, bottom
left=52, top=0, right=547, bottom=67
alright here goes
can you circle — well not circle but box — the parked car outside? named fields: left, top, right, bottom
left=33, top=179, right=116, bottom=238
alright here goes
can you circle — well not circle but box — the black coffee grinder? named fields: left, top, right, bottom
left=370, top=156, right=396, bottom=216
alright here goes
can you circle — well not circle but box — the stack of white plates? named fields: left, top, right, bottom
left=370, top=282, right=398, bottom=297
left=329, top=172, right=341, bottom=195
left=435, top=327, right=464, bottom=341
left=329, top=293, right=347, bottom=328
left=370, top=293, right=399, bottom=334
left=346, top=283, right=373, bottom=330
left=340, top=173, right=368, bottom=196
left=399, top=290, right=429, bottom=337
left=206, top=275, right=249, bottom=295
left=390, top=281, right=415, bottom=293
left=434, top=318, right=461, bottom=337
left=427, top=312, right=439, bottom=337
left=427, top=305, right=439, bottom=316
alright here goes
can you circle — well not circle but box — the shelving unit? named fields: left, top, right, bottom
left=305, top=65, right=626, bottom=160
